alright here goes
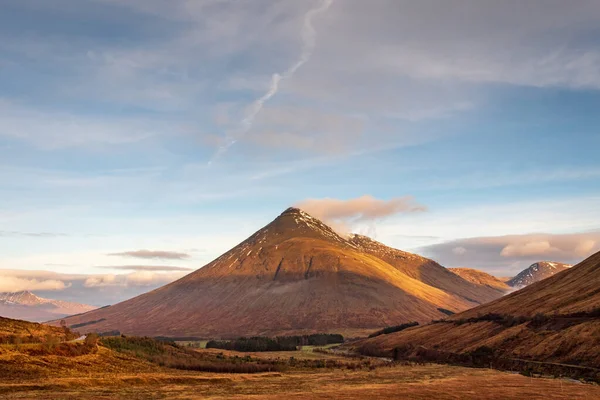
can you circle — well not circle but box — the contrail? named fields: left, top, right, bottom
left=209, top=0, right=333, bottom=165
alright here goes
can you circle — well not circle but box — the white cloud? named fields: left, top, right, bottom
left=0, top=276, right=70, bottom=292
left=297, top=195, right=426, bottom=221
left=83, top=271, right=186, bottom=288
left=420, top=231, right=600, bottom=275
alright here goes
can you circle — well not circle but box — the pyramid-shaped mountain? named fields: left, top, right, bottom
left=55, top=208, right=504, bottom=337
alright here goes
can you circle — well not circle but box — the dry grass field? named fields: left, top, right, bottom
left=1, top=341, right=599, bottom=399
left=1, top=359, right=600, bottom=399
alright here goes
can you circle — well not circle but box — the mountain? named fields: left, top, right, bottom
left=353, top=251, right=600, bottom=368
left=449, top=268, right=510, bottom=292
left=506, top=261, right=571, bottom=288
left=53, top=208, right=505, bottom=338
left=348, top=236, right=504, bottom=304
left=0, top=291, right=96, bottom=323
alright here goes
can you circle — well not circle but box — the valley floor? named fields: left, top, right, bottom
left=2, top=357, right=599, bottom=399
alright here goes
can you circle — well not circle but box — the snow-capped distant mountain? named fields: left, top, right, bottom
left=0, top=291, right=96, bottom=322
left=506, top=261, right=572, bottom=288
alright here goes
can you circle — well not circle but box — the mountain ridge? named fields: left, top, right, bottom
left=0, top=290, right=96, bottom=323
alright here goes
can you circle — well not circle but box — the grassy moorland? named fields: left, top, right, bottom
left=1, top=338, right=600, bottom=399
left=2, top=357, right=600, bottom=399
left=1, top=318, right=599, bottom=399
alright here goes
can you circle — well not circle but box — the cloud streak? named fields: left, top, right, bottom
left=108, top=250, right=191, bottom=260
left=98, top=265, right=193, bottom=272
left=209, top=0, right=334, bottom=163
left=0, top=231, right=68, bottom=238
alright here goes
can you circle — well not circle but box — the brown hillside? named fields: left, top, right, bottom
left=53, top=208, right=503, bottom=338
left=449, top=268, right=510, bottom=292
left=0, top=316, right=71, bottom=342
left=353, top=251, right=600, bottom=368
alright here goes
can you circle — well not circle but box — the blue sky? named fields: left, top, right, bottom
left=1, top=0, right=599, bottom=305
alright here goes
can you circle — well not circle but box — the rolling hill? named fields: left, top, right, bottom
left=52, top=208, right=504, bottom=338
left=353, top=250, right=600, bottom=368
left=506, top=261, right=571, bottom=288
left=0, top=291, right=96, bottom=322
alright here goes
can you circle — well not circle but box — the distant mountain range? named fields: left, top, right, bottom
left=0, top=291, right=96, bottom=322
left=54, top=207, right=506, bottom=338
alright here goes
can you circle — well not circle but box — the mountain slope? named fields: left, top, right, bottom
left=353, top=251, right=600, bottom=368
left=449, top=268, right=510, bottom=292
left=348, top=234, right=504, bottom=304
left=0, top=291, right=96, bottom=322
left=506, top=261, right=571, bottom=288
left=54, top=208, right=504, bottom=337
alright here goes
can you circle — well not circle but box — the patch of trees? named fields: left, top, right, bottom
left=100, top=335, right=281, bottom=373
left=69, top=318, right=106, bottom=329
left=206, top=334, right=344, bottom=352
left=99, top=330, right=121, bottom=337
left=368, top=322, right=419, bottom=338
left=207, top=337, right=296, bottom=352
left=100, top=335, right=178, bottom=356
left=437, top=308, right=455, bottom=316
left=154, top=336, right=202, bottom=342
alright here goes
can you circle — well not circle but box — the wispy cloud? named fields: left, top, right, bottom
left=0, top=101, right=164, bottom=149
left=107, top=250, right=191, bottom=260
left=0, top=231, right=68, bottom=238
left=209, top=0, right=334, bottom=163
left=98, top=265, right=193, bottom=272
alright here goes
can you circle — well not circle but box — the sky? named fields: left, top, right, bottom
left=1, top=0, right=599, bottom=306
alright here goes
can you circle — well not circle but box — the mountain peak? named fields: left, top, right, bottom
left=280, top=206, right=303, bottom=216
left=507, top=260, right=572, bottom=288
left=268, top=206, right=349, bottom=245
left=0, top=290, right=47, bottom=306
